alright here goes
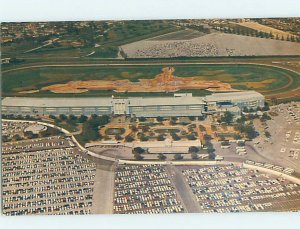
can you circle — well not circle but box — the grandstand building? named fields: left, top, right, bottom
left=204, top=91, right=265, bottom=113
left=1, top=91, right=264, bottom=117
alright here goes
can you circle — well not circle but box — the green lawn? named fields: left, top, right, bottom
left=105, top=128, right=125, bottom=135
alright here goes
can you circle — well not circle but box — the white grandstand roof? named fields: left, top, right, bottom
left=2, top=92, right=261, bottom=108
left=1, top=97, right=112, bottom=107
left=128, top=96, right=205, bottom=106
left=205, top=91, right=264, bottom=102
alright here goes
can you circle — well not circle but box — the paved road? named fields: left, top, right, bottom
left=91, top=164, right=115, bottom=214
left=165, top=165, right=201, bottom=213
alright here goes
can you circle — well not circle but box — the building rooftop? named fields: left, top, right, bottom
left=1, top=97, right=113, bottom=107
left=205, top=91, right=264, bottom=102
left=2, top=91, right=263, bottom=108
left=2, top=96, right=205, bottom=107
left=128, top=96, right=205, bottom=106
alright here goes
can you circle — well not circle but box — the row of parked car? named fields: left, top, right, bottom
left=113, top=165, right=184, bottom=214
left=2, top=125, right=97, bottom=216
left=181, top=164, right=300, bottom=212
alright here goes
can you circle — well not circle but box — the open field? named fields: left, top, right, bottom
left=121, top=32, right=300, bottom=58
left=236, top=21, right=295, bottom=40
left=2, top=63, right=299, bottom=101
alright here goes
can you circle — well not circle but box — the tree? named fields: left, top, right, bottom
left=115, top=134, right=123, bottom=141
left=78, top=115, right=88, bottom=123
left=17, top=115, right=23, bottom=120
left=199, top=125, right=206, bottom=131
left=170, top=120, right=176, bottom=125
left=211, top=125, right=217, bottom=131
left=234, top=134, right=242, bottom=140
left=237, top=141, right=245, bottom=147
left=134, top=154, right=144, bottom=160
left=187, top=134, right=196, bottom=140
left=269, top=31, right=274, bottom=39
left=158, top=154, right=166, bottom=160
left=79, top=115, right=109, bottom=142
left=49, top=115, right=56, bottom=120
left=220, top=136, right=226, bottom=142
left=243, top=107, right=249, bottom=113
left=130, top=125, right=138, bottom=132
left=12, top=134, right=22, bottom=141
left=59, top=114, right=67, bottom=121
left=49, top=127, right=63, bottom=136
left=2, top=135, right=9, bottom=142
left=191, top=153, right=199, bottom=160
left=171, top=133, right=181, bottom=141
left=125, top=135, right=134, bottom=142
left=140, top=135, right=149, bottom=141
left=68, top=114, right=77, bottom=121
left=249, top=108, right=255, bottom=113
left=171, top=117, right=178, bottom=122
left=133, top=147, right=145, bottom=154
left=157, top=134, right=165, bottom=141
left=156, top=116, right=164, bottom=122
left=189, top=146, right=199, bottom=153
left=189, top=116, right=196, bottom=121
left=209, top=153, right=216, bottom=160
left=139, top=117, right=146, bottom=122
left=24, top=131, right=35, bottom=139
left=198, top=116, right=205, bottom=121
left=265, top=131, right=271, bottom=138
left=261, top=113, right=271, bottom=121
left=25, top=115, right=32, bottom=120
left=89, top=114, right=109, bottom=127
left=221, top=141, right=230, bottom=146
left=221, top=111, right=234, bottom=124
left=244, top=125, right=256, bottom=139
left=221, top=123, right=228, bottom=131
left=174, top=154, right=183, bottom=160
left=141, top=125, right=150, bottom=132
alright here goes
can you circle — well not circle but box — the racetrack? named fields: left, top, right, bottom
left=2, top=62, right=300, bottom=101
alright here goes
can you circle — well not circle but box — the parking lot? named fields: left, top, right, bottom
left=2, top=147, right=97, bottom=215
left=252, top=102, right=300, bottom=173
left=113, top=164, right=185, bottom=214
left=2, top=136, right=73, bottom=154
left=2, top=121, right=97, bottom=216
left=2, top=121, right=29, bottom=138
left=180, top=164, right=300, bottom=212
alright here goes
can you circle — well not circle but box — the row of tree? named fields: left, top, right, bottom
left=214, top=26, right=300, bottom=42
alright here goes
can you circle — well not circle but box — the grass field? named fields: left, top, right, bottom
left=2, top=21, right=179, bottom=59
left=2, top=63, right=299, bottom=100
